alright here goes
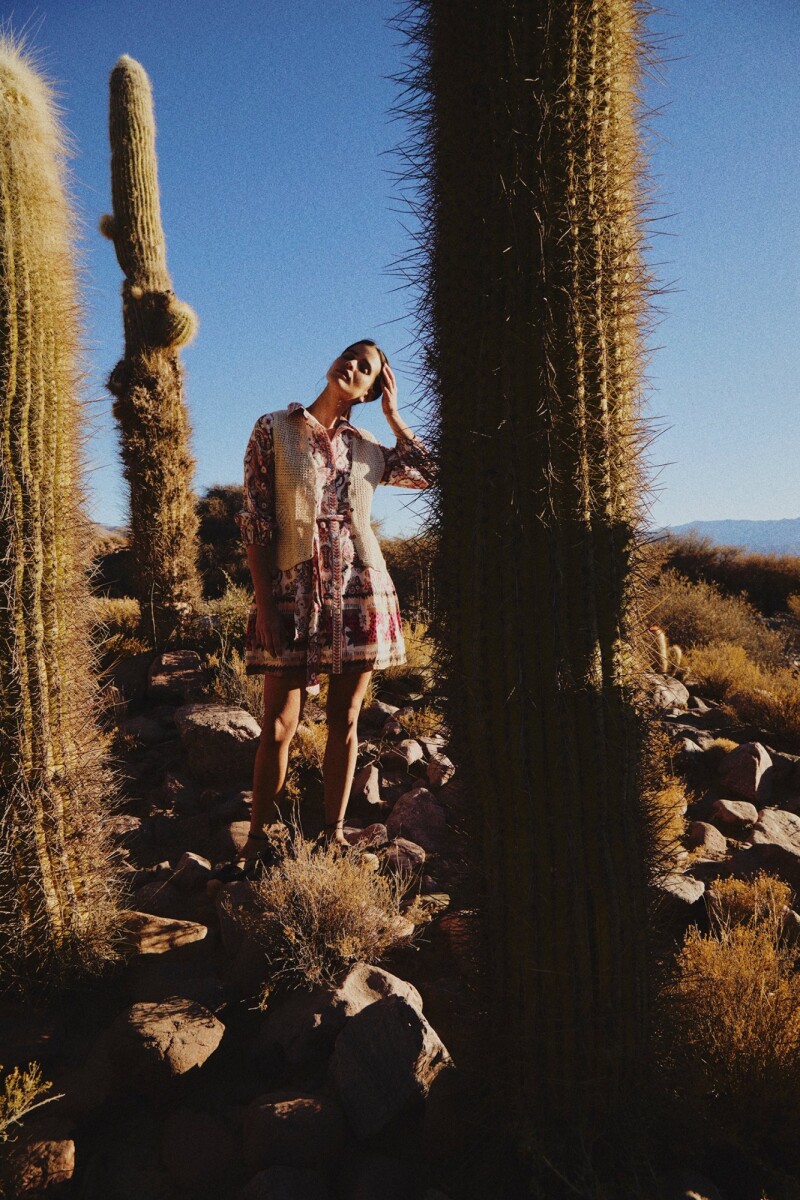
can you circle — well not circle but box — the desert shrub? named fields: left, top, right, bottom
left=0, top=1062, right=60, bottom=1195
left=380, top=533, right=437, bottom=620
left=228, top=834, right=413, bottom=993
left=658, top=874, right=800, bottom=1159
left=661, top=533, right=800, bottom=617
left=197, top=484, right=251, bottom=598
left=380, top=619, right=438, bottom=696
left=688, top=643, right=800, bottom=744
left=648, top=778, right=688, bottom=862
left=184, top=583, right=252, bottom=656
left=788, top=594, right=800, bottom=622
left=395, top=704, right=447, bottom=741
left=212, top=648, right=264, bottom=722
left=649, top=570, right=785, bottom=669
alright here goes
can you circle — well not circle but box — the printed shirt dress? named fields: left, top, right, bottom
left=235, top=402, right=435, bottom=694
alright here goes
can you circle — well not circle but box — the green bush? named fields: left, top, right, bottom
left=661, top=533, right=800, bottom=617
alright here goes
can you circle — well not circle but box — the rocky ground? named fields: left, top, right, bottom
left=1, top=651, right=484, bottom=1200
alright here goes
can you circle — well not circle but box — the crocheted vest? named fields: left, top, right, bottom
left=271, top=408, right=388, bottom=572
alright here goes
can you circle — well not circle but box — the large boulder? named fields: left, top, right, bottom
left=710, top=798, right=758, bottom=828
left=6, top=1116, right=75, bottom=1195
left=330, top=995, right=453, bottom=1138
left=117, top=910, right=208, bottom=955
left=242, top=1092, right=345, bottom=1171
left=644, top=673, right=690, bottom=712
left=256, top=963, right=424, bottom=1069
left=749, top=807, right=800, bottom=856
left=174, top=703, right=261, bottom=785
left=104, top=997, right=225, bottom=1091
left=718, top=741, right=773, bottom=803
left=386, top=787, right=449, bottom=854
left=349, top=764, right=388, bottom=819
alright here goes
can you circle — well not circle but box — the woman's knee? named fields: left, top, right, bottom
left=260, top=712, right=299, bottom=748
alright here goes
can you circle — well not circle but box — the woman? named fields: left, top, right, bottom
left=234, top=340, right=435, bottom=867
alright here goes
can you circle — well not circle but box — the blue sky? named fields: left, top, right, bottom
left=7, top=0, right=800, bottom=534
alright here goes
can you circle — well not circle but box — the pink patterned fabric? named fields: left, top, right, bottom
left=236, top=403, right=434, bottom=694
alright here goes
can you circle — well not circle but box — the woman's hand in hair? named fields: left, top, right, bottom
left=380, top=362, right=398, bottom=419
left=255, top=600, right=284, bottom=658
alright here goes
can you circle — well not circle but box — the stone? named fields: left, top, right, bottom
left=119, top=714, right=168, bottom=745
left=386, top=787, right=449, bottom=854
left=361, top=700, right=400, bottom=728
left=348, top=764, right=388, bottom=819
left=686, top=822, right=727, bottom=858
left=257, top=962, right=424, bottom=1069
left=728, top=842, right=800, bottom=892
left=710, top=798, right=758, bottom=827
left=344, top=822, right=388, bottom=847
left=242, top=1091, right=345, bottom=1171
left=383, top=838, right=426, bottom=875
left=7, top=1116, right=75, bottom=1194
left=148, top=650, right=208, bottom=702
left=117, top=910, right=208, bottom=955
left=133, top=880, right=182, bottom=919
left=382, top=738, right=424, bottom=769
left=108, top=813, right=147, bottom=854
left=644, top=673, right=690, bottom=711
left=427, top=751, right=456, bottom=789
left=718, top=740, right=773, bottom=802
left=239, top=1166, right=331, bottom=1200
left=161, top=1107, right=237, bottom=1191
left=104, top=997, right=225, bottom=1091
left=330, top=994, right=453, bottom=1138
left=174, top=702, right=261, bottom=785
left=687, top=696, right=713, bottom=713
left=749, top=807, right=800, bottom=855
left=652, top=873, right=705, bottom=906
left=172, top=851, right=213, bottom=891
left=213, top=819, right=253, bottom=860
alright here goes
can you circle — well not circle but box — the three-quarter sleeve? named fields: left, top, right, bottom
left=235, top=415, right=278, bottom=546
left=380, top=432, right=436, bottom=489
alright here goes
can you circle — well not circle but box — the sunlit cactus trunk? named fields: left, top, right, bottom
left=404, top=0, right=658, bottom=1151
left=101, top=55, right=200, bottom=640
left=0, top=40, right=118, bottom=985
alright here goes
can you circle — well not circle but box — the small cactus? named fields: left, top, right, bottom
left=0, top=39, right=118, bottom=985
left=102, top=55, right=201, bottom=638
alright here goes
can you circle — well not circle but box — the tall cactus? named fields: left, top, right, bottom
left=0, top=39, right=118, bottom=984
left=101, top=55, right=200, bottom=639
left=403, top=0, right=658, bottom=1168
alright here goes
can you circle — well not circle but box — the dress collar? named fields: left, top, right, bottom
left=288, top=400, right=361, bottom=438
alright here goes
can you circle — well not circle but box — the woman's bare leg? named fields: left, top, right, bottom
left=322, top=669, right=373, bottom=843
left=245, top=669, right=307, bottom=859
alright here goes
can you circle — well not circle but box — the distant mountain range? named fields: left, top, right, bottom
left=664, top=518, right=800, bottom=557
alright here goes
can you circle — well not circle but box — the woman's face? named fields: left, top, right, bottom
left=326, top=342, right=383, bottom=404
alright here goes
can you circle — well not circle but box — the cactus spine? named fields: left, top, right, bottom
left=406, top=0, right=657, bottom=1157
left=102, top=55, right=200, bottom=638
left=0, top=40, right=118, bottom=983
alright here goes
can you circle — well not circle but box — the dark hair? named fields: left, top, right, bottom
left=341, top=339, right=389, bottom=403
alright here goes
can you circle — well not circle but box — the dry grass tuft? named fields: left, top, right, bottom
left=230, top=834, right=414, bottom=994
left=658, top=873, right=800, bottom=1157
left=381, top=618, right=437, bottom=693
left=0, top=1063, right=56, bottom=1146
left=395, top=703, right=447, bottom=741
left=688, top=643, right=800, bottom=745
left=649, top=778, right=689, bottom=862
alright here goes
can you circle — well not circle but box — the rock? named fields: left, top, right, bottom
left=658, top=1167, right=724, bottom=1200
left=330, top=994, right=453, bottom=1138
left=710, top=798, right=758, bottom=828
left=148, top=650, right=208, bottom=702
left=104, top=997, right=225, bottom=1091
left=382, top=738, right=424, bottom=769
left=687, top=696, right=713, bottom=713
left=213, top=820, right=253, bottom=860
left=344, top=822, right=388, bottom=847
left=782, top=908, right=800, bottom=943
left=133, top=880, right=182, bottom=919
left=383, top=838, right=426, bottom=874
left=117, top=910, right=208, bottom=955
left=427, top=751, right=456, bottom=789
left=174, top=702, right=261, bottom=785
left=7, top=1116, right=75, bottom=1194
left=172, top=851, right=213, bottom=891
left=382, top=717, right=405, bottom=739
left=257, top=962, right=424, bottom=1069
left=644, top=673, right=690, bottom=711
left=677, top=738, right=704, bottom=759
left=239, top=1166, right=331, bottom=1200
left=653, top=873, right=705, bottom=906
left=108, top=813, right=147, bottom=855
left=361, top=700, right=400, bottom=728
left=650, top=873, right=705, bottom=943
left=161, top=1107, right=237, bottom=1191
left=242, top=1092, right=345, bottom=1171
left=718, top=740, right=773, bottom=802
left=727, top=842, right=800, bottom=891
left=351, top=763, right=383, bottom=807
left=749, top=807, right=800, bottom=855
left=686, top=822, right=727, bottom=858
left=119, top=714, right=168, bottom=745
left=417, top=735, right=447, bottom=757
left=386, top=787, right=449, bottom=854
